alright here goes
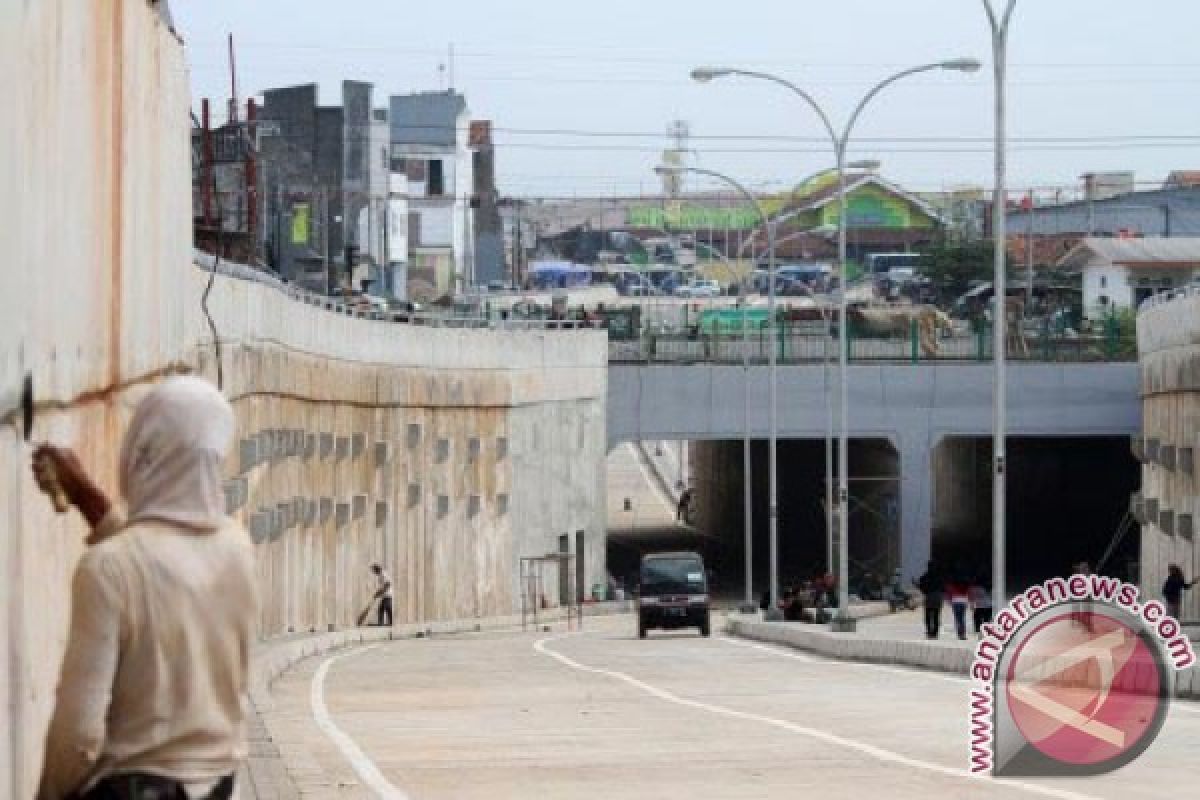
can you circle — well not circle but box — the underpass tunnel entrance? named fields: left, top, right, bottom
left=691, top=438, right=900, bottom=600
left=932, top=436, right=1140, bottom=589
left=606, top=441, right=720, bottom=594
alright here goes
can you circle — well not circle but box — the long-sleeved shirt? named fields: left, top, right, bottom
left=38, top=511, right=258, bottom=800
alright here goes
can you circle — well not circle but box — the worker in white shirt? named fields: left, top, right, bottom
left=371, top=563, right=394, bottom=626
left=32, top=377, right=256, bottom=800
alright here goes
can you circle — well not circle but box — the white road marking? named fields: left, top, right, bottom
left=311, top=644, right=413, bottom=800
left=717, top=634, right=970, bottom=685
left=535, top=634, right=1101, bottom=800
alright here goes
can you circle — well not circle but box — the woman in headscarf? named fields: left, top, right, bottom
left=33, top=376, right=257, bottom=800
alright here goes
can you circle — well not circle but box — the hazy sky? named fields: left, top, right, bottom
left=177, top=1, right=1200, bottom=198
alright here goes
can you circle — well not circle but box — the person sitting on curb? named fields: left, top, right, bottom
left=33, top=377, right=257, bottom=800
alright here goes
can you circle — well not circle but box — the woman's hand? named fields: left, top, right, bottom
left=31, top=445, right=112, bottom=527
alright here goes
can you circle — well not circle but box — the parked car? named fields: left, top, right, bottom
left=637, top=551, right=711, bottom=638
left=676, top=280, right=722, bottom=298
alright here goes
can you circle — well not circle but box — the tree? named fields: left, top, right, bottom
left=919, top=241, right=996, bottom=306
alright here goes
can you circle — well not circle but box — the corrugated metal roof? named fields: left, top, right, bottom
left=1058, top=236, right=1200, bottom=270
left=389, top=91, right=466, bottom=148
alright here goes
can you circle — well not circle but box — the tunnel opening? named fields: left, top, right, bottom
left=931, top=436, right=1140, bottom=589
left=688, top=437, right=900, bottom=602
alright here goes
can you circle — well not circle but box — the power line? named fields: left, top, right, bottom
left=494, top=141, right=1200, bottom=154
left=185, top=39, right=1200, bottom=71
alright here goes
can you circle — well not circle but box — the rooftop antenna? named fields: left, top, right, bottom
left=437, top=62, right=447, bottom=91
left=227, top=33, right=238, bottom=123
left=448, top=43, right=456, bottom=91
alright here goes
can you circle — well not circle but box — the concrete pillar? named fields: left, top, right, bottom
left=897, top=433, right=937, bottom=582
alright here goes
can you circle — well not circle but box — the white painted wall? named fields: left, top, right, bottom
left=1082, top=265, right=1133, bottom=318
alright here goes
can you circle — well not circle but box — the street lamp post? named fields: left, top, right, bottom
left=656, top=164, right=774, bottom=614
left=984, top=0, right=1018, bottom=611
left=745, top=162, right=880, bottom=580
left=693, top=59, right=980, bottom=630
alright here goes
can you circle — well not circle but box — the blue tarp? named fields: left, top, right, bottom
left=530, top=261, right=591, bottom=289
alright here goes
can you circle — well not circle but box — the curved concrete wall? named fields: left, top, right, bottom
left=1, top=4, right=607, bottom=797
left=1137, top=293, right=1200, bottom=619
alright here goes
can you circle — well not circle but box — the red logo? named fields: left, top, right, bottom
left=997, top=608, right=1169, bottom=775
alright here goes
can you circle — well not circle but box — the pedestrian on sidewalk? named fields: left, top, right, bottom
left=371, top=563, right=394, bottom=626
left=968, top=577, right=993, bottom=634
left=917, top=561, right=944, bottom=639
left=1163, top=564, right=1197, bottom=621
left=945, top=574, right=970, bottom=640
left=32, top=377, right=256, bottom=800
left=676, top=484, right=694, bottom=523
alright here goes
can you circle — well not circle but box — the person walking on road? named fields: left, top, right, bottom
left=371, top=563, right=394, bottom=627
left=968, top=577, right=993, bottom=634
left=946, top=574, right=970, bottom=640
left=917, top=562, right=944, bottom=639
left=1163, top=564, right=1197, bottom=622
left=33, top=377, right=256, bottom=800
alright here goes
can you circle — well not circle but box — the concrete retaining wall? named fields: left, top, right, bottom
left=1137, top=293, right=1200, bottom=623
left=0, top=4, right=607, bottom=797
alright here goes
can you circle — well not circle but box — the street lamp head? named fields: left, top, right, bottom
left=690, top=67, right=730, bottom=83
left=940, top=57, right=983, bottom=73
left=846, top=159, right=882, bottom=172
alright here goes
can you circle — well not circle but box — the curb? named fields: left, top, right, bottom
left=726, top=617, right=973, bottom=675
left=725, top=617, right=1200, bottom=700
left=250, top=602, right=631, bottom=710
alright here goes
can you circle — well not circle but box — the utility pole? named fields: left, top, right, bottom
left=1026, top=189, right=1034, bottom=310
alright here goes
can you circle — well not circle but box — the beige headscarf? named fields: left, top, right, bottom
left=118, top=376, right=234, bottom=530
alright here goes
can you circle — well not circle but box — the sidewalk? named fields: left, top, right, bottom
left=725, top=609, right=1200, bottom=700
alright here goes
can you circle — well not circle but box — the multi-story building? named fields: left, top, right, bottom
left=257, top=81, right=389, bottom=292
left=388, top=91, right=473, bottom=300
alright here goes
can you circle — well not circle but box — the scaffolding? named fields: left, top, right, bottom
left=520, top=552, right=583, bottom=632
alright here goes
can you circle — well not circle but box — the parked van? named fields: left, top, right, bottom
left=637, top=551, right=711, bottom=638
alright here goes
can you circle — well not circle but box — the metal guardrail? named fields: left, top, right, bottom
left=193, top=252, right=592, bottom=332
left=608, top=325, right=1137, bottom=365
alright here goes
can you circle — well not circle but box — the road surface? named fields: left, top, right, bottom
left=266, top=615, right=1200, bottom=799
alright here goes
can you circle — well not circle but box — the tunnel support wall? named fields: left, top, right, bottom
left=1138, top=293, right=1200, bottom=620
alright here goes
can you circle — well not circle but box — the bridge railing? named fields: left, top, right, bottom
left=608, top=321, right=1137, bottom=365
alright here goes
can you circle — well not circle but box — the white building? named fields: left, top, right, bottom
left=1058, top=237, right=1200, bottom=319
left=385, top=172, right=410, bottom=298
left=388, top=91, right=474, bottom=300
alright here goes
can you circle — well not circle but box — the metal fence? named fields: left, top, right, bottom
left=196, top=251, right=592, bottom=332
left=608, top=322, right=1137, bottom=365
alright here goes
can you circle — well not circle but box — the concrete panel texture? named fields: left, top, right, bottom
left=1138, top=293, right=1200, bottom=621
left=0, top=4, right=608, bottom=797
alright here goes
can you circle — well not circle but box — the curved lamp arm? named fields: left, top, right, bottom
left=842, top=62, right=961, bottom=150
left=694, top=68, right=840, bottom=150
